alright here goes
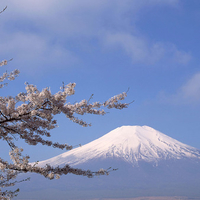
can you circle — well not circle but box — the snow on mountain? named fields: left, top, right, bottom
left=37, top=125, right=200, bottom=167
left=17, top=125, right=200, bottom=199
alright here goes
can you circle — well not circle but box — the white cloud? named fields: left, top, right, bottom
left=159, top=72, right=200, bottom=105
left=6, top=0, right=179, bottom=36
left=0, top=0, right=185, bottom=71
left=103, top=32, right=191, bottom=65
left=181, top=72, right=200, bottom=101
left=0, top=32, right=77, bottom=73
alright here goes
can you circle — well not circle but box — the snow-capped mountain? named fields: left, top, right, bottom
left=38, top=125, right=200, bottom=167
left=17, top=126, right=200, bottom=200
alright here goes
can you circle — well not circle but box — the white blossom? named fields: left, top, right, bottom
left=0, top=61, right=20, bottom=88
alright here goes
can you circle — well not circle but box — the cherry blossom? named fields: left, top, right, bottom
left=0, top=60, right=129, bottom=199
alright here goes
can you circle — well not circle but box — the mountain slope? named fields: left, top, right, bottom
left=16, top=125, right=200, bottom=199
left=38, top=125, right=200, bottom=167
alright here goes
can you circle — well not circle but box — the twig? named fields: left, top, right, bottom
left=0, top=6, right=7, bottom=14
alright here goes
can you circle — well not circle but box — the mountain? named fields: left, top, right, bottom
left=38, top=125, right=200, bottom=167
left=16, top=126, right=200, bottom=200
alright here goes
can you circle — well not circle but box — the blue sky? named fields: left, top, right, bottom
left=1, top=0, right=200, bottom=162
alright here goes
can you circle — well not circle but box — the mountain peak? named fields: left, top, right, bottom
left=38, top=125, right=200, bottom=167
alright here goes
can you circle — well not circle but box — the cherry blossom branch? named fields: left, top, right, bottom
left=1, top=59, right=130, bottom=198
left=0, top=6, right=7, bottom=14
left=0, top=59, right=20, bottom=89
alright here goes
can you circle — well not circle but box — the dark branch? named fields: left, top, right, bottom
left=0, top=6, right=7, bottom=14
